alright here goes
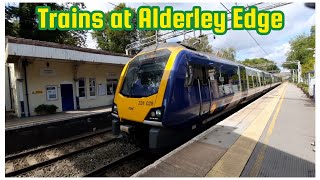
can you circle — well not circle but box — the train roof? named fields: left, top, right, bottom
left=140, top=42, right=185, bottom=53
left=140, top=42, right=277, bottom=76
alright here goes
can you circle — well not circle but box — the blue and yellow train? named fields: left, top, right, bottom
left=111, top=43, right=281, bottom=149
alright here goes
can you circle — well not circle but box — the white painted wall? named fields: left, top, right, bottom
left=77, top=63, right=123, bottom=109
left=6, top=40, right=130, bottom=117
left=25, top=60, right=124, bottom=116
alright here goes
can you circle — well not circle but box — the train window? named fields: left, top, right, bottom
left=248, top=76, right=254, bottom=88
left=120, top=49, right=171, bottom=97
left=260, top=77, right=264, bottom=86
left=268, top=77, right=271, bottom=84
left=185, top=63, right=208, bottom=86
left=192, top=64, right=203, bottom=85
left=212, top=63, right=239, bottom=96
left=252, top=76, right=256, bottom=87
left=185, top=62, right=194, bottom=87
left=265, top=77, right=268, bottom=85
left=255, top=76, right=260, bottom=87
left=208, top=66, right=220, bottom=98
left=202, top=66, right=208, bottom=85
left=240, top=66, right=247, bottom=92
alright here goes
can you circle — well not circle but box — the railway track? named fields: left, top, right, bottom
left=5, top=129, right=116, bottom=177
left=83, top=149, right=142, bottom=177
left=83, top=149, right=162, bottom=177
left=6, top=128, right=111, bottom=161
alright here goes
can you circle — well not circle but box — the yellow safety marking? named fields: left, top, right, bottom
left=248, top=83, right=288, bottom=176
left=206, top=83, right=287, bottom=177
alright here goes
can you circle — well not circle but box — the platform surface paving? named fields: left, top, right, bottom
left=5, top=106, right=111, bottom=131
left=133, top=83, right=315, bottom=177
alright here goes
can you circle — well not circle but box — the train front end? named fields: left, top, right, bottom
left=111, top=45, right=183, bottom=149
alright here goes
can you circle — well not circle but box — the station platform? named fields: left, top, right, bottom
left=5, top=106, right=111, bottom=131
left=133, top=82, right=315, bottom=177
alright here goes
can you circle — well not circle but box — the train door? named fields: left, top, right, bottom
left=192, top=64, right=210, bottom=116
left=200, top=66, right=210, bottom=115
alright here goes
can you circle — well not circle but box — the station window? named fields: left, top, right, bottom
left=89, top=78, right=96, bottom=96
left=78, top=78, right=86, bottom=97
left=107, top=79, right=118, bottom=95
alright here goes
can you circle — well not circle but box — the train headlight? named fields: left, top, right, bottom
left=146, top=107, right=164, bottom=122
left=112, top=104, right=118, bottom=114
left=155, top=110, right=162, bottom=117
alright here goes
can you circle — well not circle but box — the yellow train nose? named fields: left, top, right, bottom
left=117, top=94, right=158, bottom=123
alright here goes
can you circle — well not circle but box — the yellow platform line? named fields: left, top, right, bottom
left=248, top=83, right=288, bottom=176
left=206, top=83, right=288, bottom=177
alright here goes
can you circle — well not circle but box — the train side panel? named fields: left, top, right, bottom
left=163, top=50, right=245, bottom=129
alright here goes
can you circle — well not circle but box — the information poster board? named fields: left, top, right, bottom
left=98, top=83, right=106, bottom=96
left=46, top=85, right=58, bottom=101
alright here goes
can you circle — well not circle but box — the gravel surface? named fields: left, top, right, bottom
left=6, top=145, right=47, bottom=157
left=33, top=152, right=48, bottom=163
left=12, top=158, right=29, bottom=171
left=104, top=155, right=157, bottom=177
left=19, top=141, right=139, bottom=177
left=6, top=131, right=113, bottom=174
left=6, top=129, right=110, bottom=157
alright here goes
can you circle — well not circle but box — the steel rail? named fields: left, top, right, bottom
left=83, top=149, right=142, bottom=177
left=5, top=138, right=118, bottom=177
left=6, top=128, right=112, bottom=161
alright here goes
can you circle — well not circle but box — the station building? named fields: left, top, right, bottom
left=5, top=36, right=131, bottom=117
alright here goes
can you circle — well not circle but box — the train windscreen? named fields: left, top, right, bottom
left=120, top=49, right=171, bottom=98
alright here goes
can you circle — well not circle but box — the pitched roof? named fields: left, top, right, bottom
left=6, top=36, right=131, bottom=58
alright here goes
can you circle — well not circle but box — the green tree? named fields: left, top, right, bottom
left=241, top=58, right=280, bottom=73
left=92, top=3, right=156, bottom=53
left=216, top=47, right=237, bottom=61
left=183, top=36, right=213, bottom=53
left=5, top=3, right=87, bottom=47
left=283, top=25, right=315, bottom=74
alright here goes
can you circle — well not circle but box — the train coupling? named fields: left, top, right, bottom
left=112, top=119, right=134, bottom=135
left=120, top=125, right=134, bottom=134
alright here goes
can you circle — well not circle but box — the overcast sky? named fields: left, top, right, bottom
left=85, top=2, right=315, bottom=72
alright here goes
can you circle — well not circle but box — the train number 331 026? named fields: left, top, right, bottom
left=138, top=101, right=154, bottom=106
